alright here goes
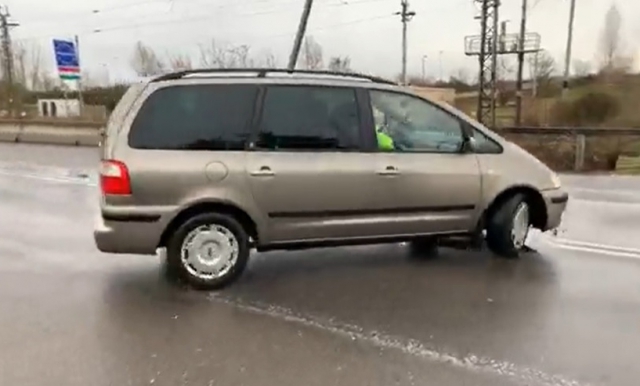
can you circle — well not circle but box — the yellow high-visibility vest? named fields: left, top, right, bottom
left=377, top=130, right=394, bottom=151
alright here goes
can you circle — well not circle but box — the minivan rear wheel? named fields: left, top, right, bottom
left=165, top=212, right=250, bottom=290
left=486, top=194, right=531, bottom=259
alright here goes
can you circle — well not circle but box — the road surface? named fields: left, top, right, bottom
left=0, top=143, right=639, bottom=386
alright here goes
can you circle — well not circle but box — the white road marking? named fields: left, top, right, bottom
left=210, top=295, right=587, bottom=386
left=568, top=197, right=640, bottom=206
left=545, top=238, right=640, bottom=260
left=551, top=244, right=640, bottom=260
left=567, top=187, right=640, bottom=198
left=553, top=238, right=640, bottom=254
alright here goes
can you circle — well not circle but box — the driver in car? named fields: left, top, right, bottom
left=377, top=125, right=395, bottom=151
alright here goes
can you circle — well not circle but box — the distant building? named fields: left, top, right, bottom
left=37, top=99, right=81, bottom=118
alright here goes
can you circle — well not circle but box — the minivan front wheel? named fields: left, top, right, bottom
left=166, top=213, right=250, bottom=290
left=486, top=194, right=531, bottom=258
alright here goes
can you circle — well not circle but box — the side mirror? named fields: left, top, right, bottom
left=461, top=136, right=477, bottom=153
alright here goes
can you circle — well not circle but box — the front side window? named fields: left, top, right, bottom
left=370, top=90, right=464, bottom=153
left=257, top=86, right=361, bottom=151
left=471, top=128, right=503, bottom=154
left=129, top=84, right=257, bottom=150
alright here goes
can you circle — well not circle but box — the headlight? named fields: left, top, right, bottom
left=550, top=172, right=562, bottom=189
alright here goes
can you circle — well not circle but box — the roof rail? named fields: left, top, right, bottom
left=150, top=68, right=397, bottom=85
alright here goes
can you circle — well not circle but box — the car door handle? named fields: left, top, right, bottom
left=250, top=166, right=275, bottom=177
left=377, top=166, right=400, bottom=176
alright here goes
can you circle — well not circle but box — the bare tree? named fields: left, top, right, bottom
left=599, top=3, right=624, bottom=72
left=447, top=68, right=474, bottom=92
left=199, top=40, right=254, bottom=68
left=13, top=43, right=27, bottom=87
left=573, top=59, right=592, bottom=77
left=168, top=53, right=193, bottom=71
left=529, top=51, right=556, bottom=82
left=328, top=56, right=351, bottom=73
left=130, top=41, right=165, bottom=77
left=230, top=45, right=252, bottom=68
left=12, top=41, right=46, bottom=90
left=528, top=50, right=556, bottom=97
left=452, top=68, right=470, bottom=85
left=300, top=36, right=323, bottom=70
left=496, top=57, right=515, bottom=105
left=263, top=52, right=278, bottom=68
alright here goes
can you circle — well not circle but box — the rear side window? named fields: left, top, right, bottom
left=257, top=86, right=362, bottom=151
left=129, top=84, right=257, bottom=150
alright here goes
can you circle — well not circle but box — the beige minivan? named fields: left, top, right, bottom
left=95, top=69, right=568, bottom=290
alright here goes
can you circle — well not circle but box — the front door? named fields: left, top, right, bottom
left=246, top=84, right=380, bottom=243
left=368, top=89, right=482, bottom=235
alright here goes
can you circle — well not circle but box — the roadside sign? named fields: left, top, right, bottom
left=53, top=39, right=81, bottom=80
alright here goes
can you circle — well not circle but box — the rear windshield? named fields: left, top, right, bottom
left=128, top=84, right=258, bottom=150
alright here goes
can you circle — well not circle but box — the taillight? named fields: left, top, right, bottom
left=100, top=160, right=131, bottom=195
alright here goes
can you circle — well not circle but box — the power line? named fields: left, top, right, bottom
left=17, top=0, right=395, bottom=42
left=22, top=0, right=374, bottom=27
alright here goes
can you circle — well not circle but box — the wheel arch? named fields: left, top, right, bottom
left=158, top=200, right=260, bottom=249
left=483, top=185, right=547, bottom=230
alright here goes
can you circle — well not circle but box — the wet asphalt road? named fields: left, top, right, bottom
left=1, top=143, right=640, bottom=386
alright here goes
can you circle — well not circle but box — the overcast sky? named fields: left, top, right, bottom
left=7, top=0, right=640, bottom=83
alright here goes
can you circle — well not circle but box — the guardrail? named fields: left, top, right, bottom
left=498, top=126, right=640, bottom=172
left=1, top=119, right=640, bottom=173
left=0, top=119, right=103, bottom=147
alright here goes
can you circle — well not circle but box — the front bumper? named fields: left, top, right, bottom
left=541, top=188, right=569, bottom=231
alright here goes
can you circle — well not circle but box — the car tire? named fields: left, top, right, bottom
left=486, top=193, right=531, bottom=259
left=408, top=237, right=439, bottom=260
left=165, top=212, right=250, bottom=290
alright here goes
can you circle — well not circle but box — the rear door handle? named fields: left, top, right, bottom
left=377, top=166, right=400, bottom=176
left=250, top=166, right=275, bottom=177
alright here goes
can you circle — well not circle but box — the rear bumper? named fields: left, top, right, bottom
left=94, top=211, right=163, bottom=255
left=542, top=189, right=569, bottom=231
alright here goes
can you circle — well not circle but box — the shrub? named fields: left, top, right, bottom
left=550, top=91, right=620, bottom=126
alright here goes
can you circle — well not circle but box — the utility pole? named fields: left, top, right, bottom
left=421, top=55, right=427, bottom=81
left=532, top=51, right=539, bottom=97
left=288, top=0, right=314, bottom=70
left=438, top=50, right=443, bottom=81
left=562, top=0, right=576, bottom=98
left=0, top=5, right=18, bottom=117
left=397, top=0, right=415, bottom=85
left=515, top=0, right=527, bottom=126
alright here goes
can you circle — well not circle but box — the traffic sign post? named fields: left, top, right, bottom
left=53, top=39, right=80, bottom=80
left=53, top=37, right=83, bottom=116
